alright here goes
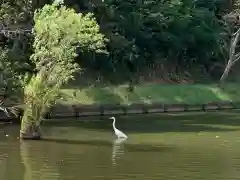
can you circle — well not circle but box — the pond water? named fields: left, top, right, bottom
left=1, top=111, right=240, bottom=180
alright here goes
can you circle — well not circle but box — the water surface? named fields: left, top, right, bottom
left=1, top=111, right=240, bottom=180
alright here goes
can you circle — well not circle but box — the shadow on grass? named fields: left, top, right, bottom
left=43, top=111, right=240, bottom=133
left=61, top=83, right=240, bottom=105
left=84, top=87, right=124, bottom=104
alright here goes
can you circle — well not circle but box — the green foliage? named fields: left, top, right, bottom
left=21, top=2, right=107, bottom=131
left=0, top=47, right=29, bottom=97
left=64, top=0, right=226, bottom=79
left=32, top=6, right=107, bottom=64
left=0, top=0, right=32, bottom=26
left=0, top=0, right=35, bottom=83
left=0, top=0, right=234, bottom=90
left=102, top=0, right=225, bottom=69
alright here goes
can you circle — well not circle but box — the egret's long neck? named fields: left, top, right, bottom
left=112, top=118, right=116, bottom=129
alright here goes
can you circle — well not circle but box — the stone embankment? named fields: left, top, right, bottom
left=0, top=101, right=238, bottom=121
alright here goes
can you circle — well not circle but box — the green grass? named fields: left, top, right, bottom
left=59, top=83, right=240, bottom=105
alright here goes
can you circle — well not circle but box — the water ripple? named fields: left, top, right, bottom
left=0, top=126, right=240, bottom=180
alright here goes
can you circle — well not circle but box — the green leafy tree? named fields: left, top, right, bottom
left=19, top=2, right=107, bottom=139
left=0, top=0, right=35, bottom=82
left=73, top=0, right=226, bottom=81
left=0, top=47, right=30, bottom=100
left=0, top=0, right=32, bottom=26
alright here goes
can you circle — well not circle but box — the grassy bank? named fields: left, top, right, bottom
left=59, top=83, right=240, bottom=105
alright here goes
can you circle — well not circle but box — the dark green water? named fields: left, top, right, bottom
left=1, top=112, right=240, bottom=180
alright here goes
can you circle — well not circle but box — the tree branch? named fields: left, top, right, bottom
left=220, top=27, right=240, bottom=83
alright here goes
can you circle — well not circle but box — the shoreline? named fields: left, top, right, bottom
left=1, top=83, right=240, bottom=122
left=0, top=101, right=238, bottom=122
left=47, top=101, right=239, bottom=118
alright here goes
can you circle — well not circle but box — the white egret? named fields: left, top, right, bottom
left=109, top=117, right=128, bottom=139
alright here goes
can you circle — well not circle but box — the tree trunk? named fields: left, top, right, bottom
left=0, top=104, right=41, bottom=139
left=220, top=27, right=240, bottom=84
left=220, top=61, right=232, bottom=84
left=20, top=114, right=41, bottom=140
left=20, top=123, right=41, bottom=140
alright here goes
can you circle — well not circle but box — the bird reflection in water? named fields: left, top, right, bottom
left=112, top=138, right=126, bottom=165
